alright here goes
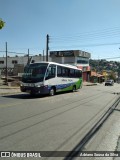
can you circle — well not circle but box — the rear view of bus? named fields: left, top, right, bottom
left=20, top=62, right=82, bottom=96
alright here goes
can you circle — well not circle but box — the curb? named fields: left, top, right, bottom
left=85, top=83, right=97, bottom=86
left=83, top=83, right=98, bottom=86
left=0, top=87, right=19, bottom=89
left=0, top=92, right=21, bottom=96
left=0, top=87, right=21, bottom=96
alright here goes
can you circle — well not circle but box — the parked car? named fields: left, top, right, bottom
left=105, top=80, right=114, bottom=86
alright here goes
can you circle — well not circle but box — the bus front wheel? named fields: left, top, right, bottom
left=49, top=88, right=55, bottom=96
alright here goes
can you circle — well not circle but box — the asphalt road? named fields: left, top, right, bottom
left=0, top=83, right=120, bottom=160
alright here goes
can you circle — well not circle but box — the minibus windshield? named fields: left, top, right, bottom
left=22, top=63, right=48, bottom=83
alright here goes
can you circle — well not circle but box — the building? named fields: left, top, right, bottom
left=0, top=55, right=43, bottom=76
left=50, top=50, right=91, bottom=81
left=0, top=50, right=91, bottom=82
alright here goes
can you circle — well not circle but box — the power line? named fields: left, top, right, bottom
left=51, top=27, right=120, bottom=39
left=0, top=50, right=25, bottom=54
left=50, top=42, right=120, bottom=49
left=50, top=27, right=120, bottom=48
left=0, top=50, right=35, bottom=56
left=100, top=57, right=120, bottom=60
left=50, top=34, right=120, bottom=43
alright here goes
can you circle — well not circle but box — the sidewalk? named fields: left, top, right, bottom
left=0, top=85, right=21, bottom=95
left=83, top=81, right=98, bottom=86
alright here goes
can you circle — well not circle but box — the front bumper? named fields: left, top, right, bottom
left=20, top=86, right=49, bottom=94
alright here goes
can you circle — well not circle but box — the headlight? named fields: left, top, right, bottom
left=35, top=85, right=41, bottom=87
left=35, top=84, right=44, bottom=87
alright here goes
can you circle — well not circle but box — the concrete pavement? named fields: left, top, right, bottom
left=0, top=86, right=20, bottom=95
left=0, top=82, right=120, bottom=159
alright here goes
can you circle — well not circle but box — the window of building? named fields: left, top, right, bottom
left=0, top=61, right=4, bottom=64
left=77, top=57, right=89, bottom=64
left=12, top=60, right=18, bottom=64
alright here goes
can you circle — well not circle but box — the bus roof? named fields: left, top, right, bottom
left=30, top=61, right=82, bottom=71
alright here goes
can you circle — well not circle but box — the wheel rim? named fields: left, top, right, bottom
left=50, top=89, right=54, bottom=96
left=73, top=86, right=76, bottom=92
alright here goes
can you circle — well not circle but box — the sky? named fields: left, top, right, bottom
left=0, top=0, right=120, bottom=60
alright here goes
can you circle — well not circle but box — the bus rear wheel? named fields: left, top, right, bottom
left=72, top=85, right=76, bottom=92
left=49, top=88, right=55, bottom=96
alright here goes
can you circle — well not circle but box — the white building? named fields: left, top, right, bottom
left=0, top=50, right=91, bottom=81
left=0, top=55, right=43, bottom=76
left=50, top=50, right=91, bottom=81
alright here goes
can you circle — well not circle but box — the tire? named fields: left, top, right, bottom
left=72, top=85, right=76, bottom=92
left=49, top=88, right=55, bottom=96
left=30, top=92, right=35, bottom=96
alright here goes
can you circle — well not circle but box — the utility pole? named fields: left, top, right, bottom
left=43, top=50, right=44, bottom=61
left=46, top=34, right=49, bottom=62
left=5, top=42, right=8, bottom=85
left=28, top=49, right=29, bottom=64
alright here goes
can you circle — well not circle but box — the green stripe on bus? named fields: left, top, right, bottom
left=57, top=79, right=82, bottom=92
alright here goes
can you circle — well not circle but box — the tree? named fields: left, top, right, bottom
left=109, top=71, right=116, bottom=81
left=0, top=19, right=5, bottom=29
